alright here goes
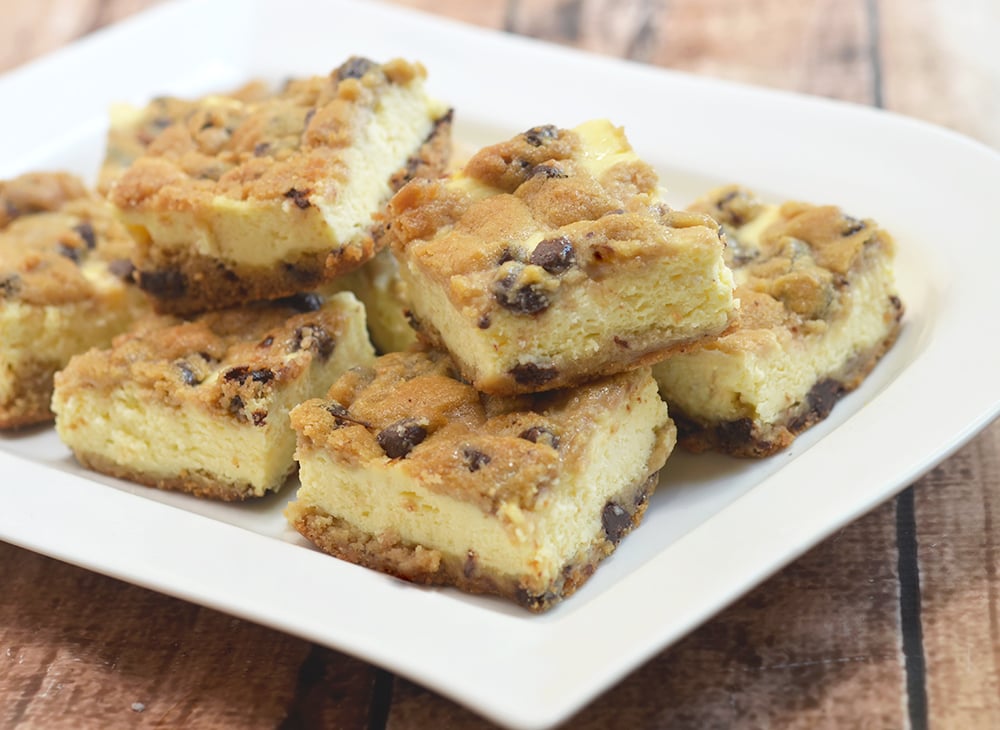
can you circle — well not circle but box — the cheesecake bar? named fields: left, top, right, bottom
left=0, top=171, right=148, bottom=429
left=107, top=57, right=451, bottom=314
left=52, top=292, right=374, bottom=500
left=286, top=349, right=676, bottom=612
left=652, top=185, right=904, bottom=457
left=385, top=119, right=735, bottom=395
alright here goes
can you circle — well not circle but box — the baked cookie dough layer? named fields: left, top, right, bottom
left=52, top=292, right=374, bottom=499
left=0, top=172, right=148, bottom=429
left=287, top=350, right=676, bottom=612
left=652, top=185, right=904, bottom=457
left=385, top=119, right=735, bottom=395
left=107, top=57, right=451, bottom=314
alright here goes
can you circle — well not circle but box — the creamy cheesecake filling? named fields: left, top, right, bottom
left=289, top=372, right=672, bottom=591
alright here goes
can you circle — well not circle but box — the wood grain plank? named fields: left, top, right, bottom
left=878, top=0, right=1000, bottom=147
left=0, top=543, right=377, bottom=729
left=386, top=499, right=907, bottom=729
left=647, top=0, right=875, bottom=103
left=912, top=418, right=1000, bottom=729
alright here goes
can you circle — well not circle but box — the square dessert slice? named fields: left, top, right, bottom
left=52, top=292, right=374, bottom=500
left=0, top=172, right=148, bottom=429
left=286, top=349, right=676, bottom=612
left=107, top=57, right=452, bottom=314
left=384, top=119, right=735, bottom=395
left=652, top=185, right=904, bottom=457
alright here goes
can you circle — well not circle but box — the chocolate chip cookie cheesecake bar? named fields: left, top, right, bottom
left=52, top=292, right=374, bottom=500
left=385, top=119, right=736, bottom=395
left=107, top=57, right=451, bottom=314
left=286, top=349, right=676, bottom=612
left=0, top=172, right=148, bottom=429
left=652, top=185, right=904, bottom=457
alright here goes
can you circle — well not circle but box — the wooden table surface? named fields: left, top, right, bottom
left=2, top=1, right=999, bottom=728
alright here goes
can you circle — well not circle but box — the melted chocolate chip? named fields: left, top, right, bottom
left=613, top=336, right=630, bottom=349
left=842, top=217, right=866, bottom=236
left=806, top=378, right=843, bottom=421
left=519, top=425, right=560, bottom=449
left=493, top=269, right=550, bottom=315
left=224, top=366, right=275, bottom=385
left=139, top=269, right=187, bottom=299
left=252, top=410, right=268, bottom=426
left=462, top=447, right=491, bottom=472
left=335, top=56, right=377, bottom=81
left=73, top=221, right=96, bottom=249
left=325, top=402, right=371, bottom=428
left=718, top=418, right=754, bottom=451
left=259, top=335, right=274, bottom=348
left=228, top=395, right=245, bottom=419
left=253, top=142, right=271, bottom=157
left=176, top=362, right=201, bottom=386
left=0, top=274, right=22, bottom=298
left=530, top=237, right=575, bottom=274
left=531, top=164, right=567, bottom=179
left=56, top=243, right=81, bottom=263
left=107, top=259, right=136, bottom=281
left=282, top=291, right=324, bottom=312
left=376, top=418, right=427, bottom=458
left=284, top=188, right=312, bottom=209
left=509, top=362, right=559, bottom=387
left=523, top=125, right=558, bottom=147
left=289, top=324, right=334, bottom=360
left=601, top=502, right=632, bottom=545
left=477, top=313, right=492, bottom=329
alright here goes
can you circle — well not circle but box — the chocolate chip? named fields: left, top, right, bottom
left=530, top=237, right=575, bottom=274
left=842, top=216, right=866, bottom=236
left=613, top=336, right=630, bottom=349
left=107, top=259, right=136, bottom=281
left=493, top=268, right=550, bottom=315
left=376, top=418, right=427, bottom=458
left=531, top=164, right=566, bottom=179
left=509, top=362, right=559, bottom=387
left=0, top=274, right=22, bottom=299
left=477, top=313, right=491, bottom=329
left=462, top=447, right=491, bottom=472
left=523, top=125, right=558, bottom=147
left=139, top=269, right=187, bottom=299
left=228, top=395, right=245, bottom=420
left=335, top=56, right=377, bottom=81
left=224, top=366, right=274, bottom=385
left=73, top=221, right=96, bottom=249
left=289, top=324, right=334, bottom=360
left=602, top=502, right=632, bottom=545
left=497, top=248, right=516, bottom=265
left=56, top=243, right=81, bottom=263
left=176, top=361, right=201, bottom=386
left=283, top=291, right=324, bottom=312
left=252, top=410, right=268, bottom=426
left=253, top=142, right=271, bottom=157
left=518, top=425, right=560, bottom=449
left=259, top=335, right=274, bottom=348
left=284, top=188, right=312, bottom=209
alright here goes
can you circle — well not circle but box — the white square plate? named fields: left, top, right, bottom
left=2, top=1, right=999, bottom=728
